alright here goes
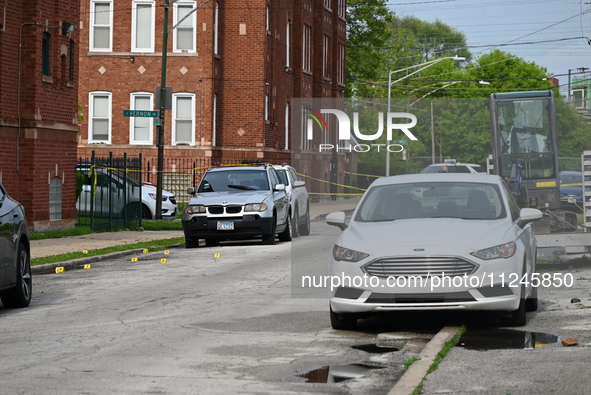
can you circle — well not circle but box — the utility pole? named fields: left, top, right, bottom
left=155, top=0, right=216, bottom=219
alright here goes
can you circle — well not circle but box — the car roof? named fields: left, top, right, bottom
left=425, top=162, right=481, bottom=167
left=207, top=165, right=268, bottom=172
left=370, top=173, right=503, bottom=187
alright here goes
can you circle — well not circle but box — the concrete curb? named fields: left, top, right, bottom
left=387, top=326, right=462, bottom=395
left=31, top=244, right=184, bottom=275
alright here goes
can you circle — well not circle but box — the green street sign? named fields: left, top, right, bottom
left=123, top=110, right=159, bottom=117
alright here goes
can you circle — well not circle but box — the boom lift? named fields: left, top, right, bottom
left=489, top=90, right=577, bottom=233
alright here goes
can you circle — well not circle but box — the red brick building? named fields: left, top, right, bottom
left=77, top=0, right=348, bottom=198
left=0, top=0, right=80, bottom=230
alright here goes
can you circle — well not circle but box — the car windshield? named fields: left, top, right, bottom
left=198, top=170, right=269, bottom=192
left=355, top=181, right=506, bottom=222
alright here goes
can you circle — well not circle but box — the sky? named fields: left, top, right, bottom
left=389, top=0, right=591, bottom=94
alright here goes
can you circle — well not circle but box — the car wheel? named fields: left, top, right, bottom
left=185, top=237, right=200, bottom=248
left=262, top=215, right=277, bottom=245
left=330, top=305, right=357, bottom=330
left=298, top=204, right=311, bottom=236
left=278, top=213, right=292, bottom=242
left=525, top=284, right=538, bottom=312
left=503, top=298, right=526, bottom=326
left=205, top=238, right=219, bottom=247
left=292, top=207, right=299, bottom=238
left=142, top=204, right=152, bottom=220
left=1, top=242, right=32, bottom=308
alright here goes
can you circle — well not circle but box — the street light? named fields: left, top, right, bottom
left=385, top=55, right=465, bottom=176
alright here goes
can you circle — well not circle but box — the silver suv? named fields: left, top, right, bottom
left=182, top=164, right=291, bottom=247
left=273, top=164, right=310, bottom=236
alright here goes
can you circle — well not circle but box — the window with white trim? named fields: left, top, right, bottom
left=132, top=1, right=155, bottom=52
left=130, top=92, right=154, bottom=144
left=265, top=95, right=269, bottom=121
left=89, top=91, right=111, bottom=143
left=285, top=103, right=289, bottom=150
left=212, top=94, right=218, bottom=146
left=285, top=20, right=291, bottom=68
left=324, top=0, right=331, bottom=10
left=266, top=6, right=270, bottom=32
left=214, top=2, right=219, bottom=55
left=173, top=93, right=195, bottom=145
left=174, top=1, right=196, bottom=52
left=338, top=0, right=346, bottom=19
left=337, top=42, right=345, bottom=86
left=323, top=35, right=331, bottom=79
left=302, top=24, right=311, bottom=73
left=90, top=0, right=113, bottom=51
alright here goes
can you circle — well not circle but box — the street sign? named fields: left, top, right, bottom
left=123, top=110, right=159, bottom=117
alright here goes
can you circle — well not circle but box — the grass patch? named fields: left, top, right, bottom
left=31, top=237, right=184, bottom=266
left=410, top=325, right=467, bottom=395
left=403, top=356, right=421, bottom=370
left=141, top=219, right=183, bottom=231
left=30, top=226, right=94, bottom=240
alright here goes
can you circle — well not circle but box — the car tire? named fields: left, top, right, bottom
left=330, top=305, right=357, bottom=330
left=142, top=204, right=152, bottom=220
left=278, top=213, right=292, bottom=242
left=205, top=238, right=219, bottom=247
left=298, top=204, right=311, bottom=236
left=0, top=242, right=32, bottom=308
left=525, top=284, right=538, bottom=312
left=262, top=215, right=277, bottom=245
left=185, top=237, right=200, bottom=248
left=503, top=298, right=526, bottom=326
left=292, top=207, right=299, bottom=238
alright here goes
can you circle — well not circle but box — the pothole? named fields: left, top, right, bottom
left=458, top=328, right=560, bottom=350
left=352, top=343, right=400, bottom=354
left=295, top=364, right=384, bottom=383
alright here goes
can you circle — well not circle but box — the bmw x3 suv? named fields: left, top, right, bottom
left=182, top=164, right=291, bottom=247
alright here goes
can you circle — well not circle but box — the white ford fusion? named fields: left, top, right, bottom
left=326, top=173, right=543, bottom=330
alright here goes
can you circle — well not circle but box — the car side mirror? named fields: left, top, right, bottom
left=326, top=211, right=347, bottom=230
left=274, top=184, right=286, bottom=191
left=187, top=187, right=196, bottom=196
left=518, top=208, right=543, bottom=228
left=293, top=180, right=305, bottom=188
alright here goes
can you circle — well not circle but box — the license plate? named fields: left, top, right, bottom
left=217, top=221, right=234, bottom=230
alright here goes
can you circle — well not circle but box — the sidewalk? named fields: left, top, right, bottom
left=30, top=197, right=361, bottom=260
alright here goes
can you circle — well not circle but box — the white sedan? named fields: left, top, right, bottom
left=326, top=173, right=543, bottom=330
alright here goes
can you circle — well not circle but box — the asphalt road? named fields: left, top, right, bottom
left=3, top=217, right=591, bottom=394
left=1, top=220, right=429, bottom=394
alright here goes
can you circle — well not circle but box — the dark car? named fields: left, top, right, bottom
left=0, top=182, right=32, bottom=308
left=182, top=164, right=290, bottom=247
left=559, top=171, right=588, bottom=212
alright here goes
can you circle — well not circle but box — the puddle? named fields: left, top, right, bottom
left=295, top=364, right=383, bottom=383
left=352, top=343, right=400, bottom=354
left=458, top=329, right=559, bottom=350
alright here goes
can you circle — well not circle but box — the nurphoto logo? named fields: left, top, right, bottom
left=304, top=107, right=418, bottom=153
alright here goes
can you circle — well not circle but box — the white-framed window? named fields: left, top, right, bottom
left=324, top=0, right=331, bottom=10
left=266, top=6, right=270, bottom=32
left=132, top=1, right=155, bottom=52
left=90, top=0, right=113, bottom=52
left=173, top=93, right=195, bottom=145
left=89, top=91, right=111, bottom=143
left=323, top=34, right=331, bottom=79
left=174, top=1, right=196, bottom=53
left=130, top=92, right=154, bottom=144
left=302, top=24, right=312, bottom=73
left=212, top=94, right=218, bottom=146
left=337, top=42, right=345, bottom=86
left=301, top=106, right=310, bottom=151
left=265, top=94, right=269, bottom=121
left=285, top=20, right=291, bottom=69
left=285, top=103, right=289, bottom=150
left=338, top=0, right=346, bottom=19
left=214, top=2, right=219, bottom=55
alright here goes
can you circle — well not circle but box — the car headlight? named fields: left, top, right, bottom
left=471, top=241, right=516, bottom=260
left=186, top=205, right=206, bottom=214
left=245, top=203, right=268, bottom=212
left=333, top=245, right=369, bottom=262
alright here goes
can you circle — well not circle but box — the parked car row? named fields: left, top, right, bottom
left=182, top=163, right=310, bottom=247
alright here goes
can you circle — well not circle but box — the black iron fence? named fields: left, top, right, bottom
left=76, top=153, right=142, bottom=231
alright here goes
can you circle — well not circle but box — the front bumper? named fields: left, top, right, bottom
left=182, top=214, right=274, bottom=240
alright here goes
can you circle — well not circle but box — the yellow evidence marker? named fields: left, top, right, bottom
left=131, top=257, right=139, bottom=262
left=84, top=264, right=92, bottom=269
left=55, top=267, right=65, bottom=273
left=164, top=250, right=170, bottom=255
left=143, top=249, right=149, bottom=254
left=160, top=258, right=167, bottom=264
left=82, top=250, right=89, bottom=254
left=214, top=253, right=221, bottom=259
